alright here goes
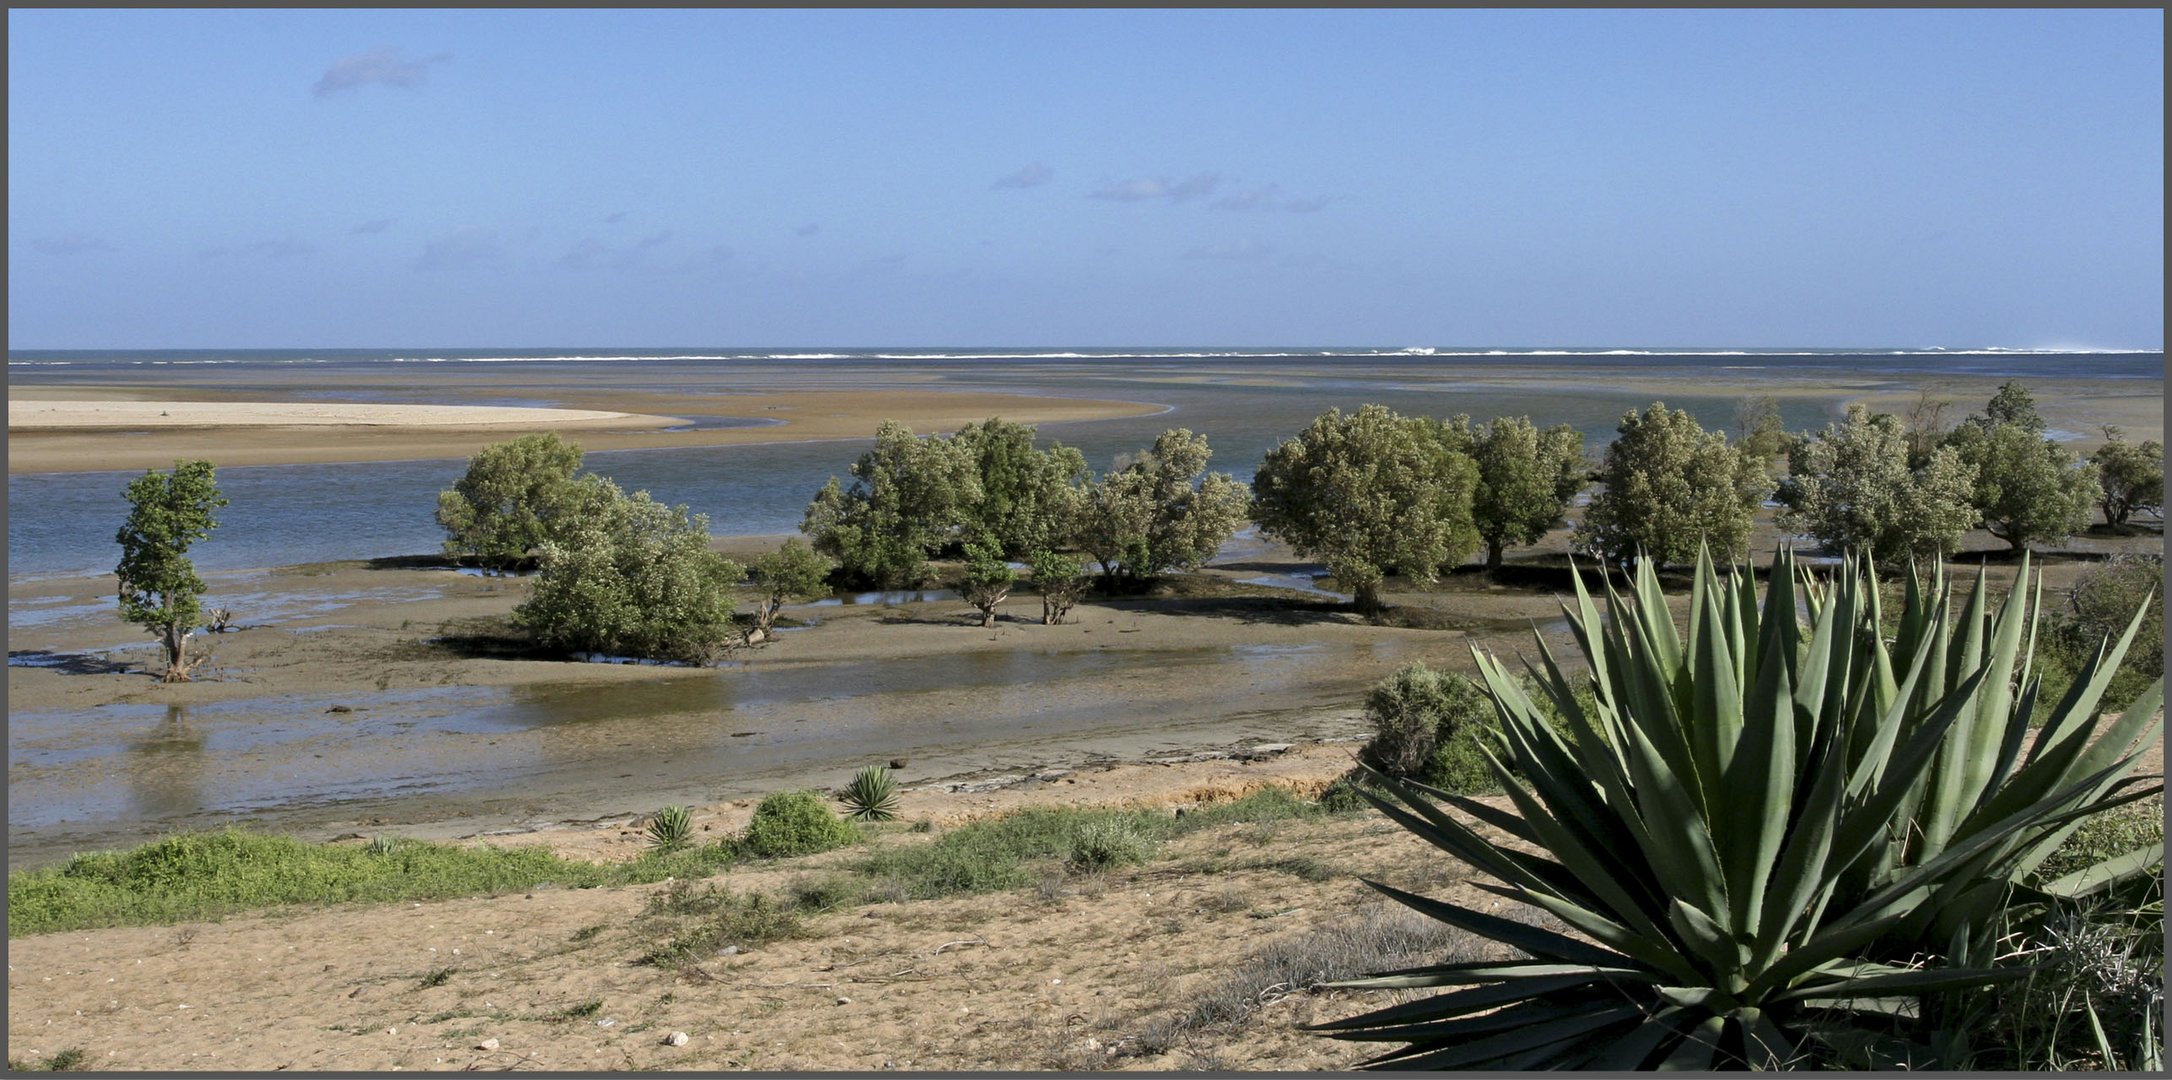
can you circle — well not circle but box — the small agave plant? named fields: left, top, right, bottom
left=645, top=805, right=694, bottom=853
left=1317, top=548, right=2162, bottom=1070
left=841, top=766, right=901, bottom=822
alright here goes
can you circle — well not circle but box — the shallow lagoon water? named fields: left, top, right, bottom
left=16, top=347, right=2143, bottom=582
left=6, top=639, right=1409, bottom=865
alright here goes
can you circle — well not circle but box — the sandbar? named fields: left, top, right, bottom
left=4, top=389, right=1169, bottom=474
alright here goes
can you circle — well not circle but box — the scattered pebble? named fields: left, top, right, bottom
left=596, top=1017, right=618, bottom=1028
left=475, top=1038, right=499, bottom=1052
left=888, top=758, right=908, bottom=769
left=835, top=996, right=852, bottom=1006
left=665, top=1032, right=690, bottom=1047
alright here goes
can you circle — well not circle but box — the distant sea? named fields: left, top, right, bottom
left=8, top=347, right=2160, bottom=583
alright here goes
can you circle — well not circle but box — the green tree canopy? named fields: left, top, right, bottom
left=801, top=421, right=982, bottom=588
left=1943, top=405, right=2098, bottom=552
left=743, top=539, right=836, bottom=646
left=1440, top=413, right=1588, bottom=572
left=115, top=460, right=228, bottom=682
left=435, top=432, right=603, bottom=573
left=952, top=417, right=1091, bottom=558
left=514, top=479, right=744, bottom=662
left=1252, top=404, right=1479, bottom=612
left=1075, top=428, right=1249, bottom=585
left=1575, top=402, right=1771, bottom=568
left=1777, top=404, right=1980, bottom=563
left=2090, top=426, right=2164, bottom=530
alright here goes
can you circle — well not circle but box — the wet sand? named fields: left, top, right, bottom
left=3, top=388, right=1170, bottom=474
left=10, top=516, right=2160, bottom=870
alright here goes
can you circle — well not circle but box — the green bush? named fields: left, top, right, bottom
left=740, top=791, right=858, bottom=859
left=1067, top=819, right=1157, bottom=871
left=1357, top=662, right=1500, bottom=793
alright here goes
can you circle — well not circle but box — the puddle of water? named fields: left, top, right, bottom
left=9, top=640, right=1401, bottom=862
left=804, top=589, right=961, bottom=607
left=661, top=415, right=789, bottom=433
left=1236, top=574, right=1353, bottom=602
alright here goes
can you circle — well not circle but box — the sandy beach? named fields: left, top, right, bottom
left=3, top=389, right=1170, bottom=474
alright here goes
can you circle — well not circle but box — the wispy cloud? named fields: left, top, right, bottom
left=314, top=48, right=451, bottom=98
left=992, top=162, right=1054, bottom=190
left=558, top=230, right=678, bottom=272
left=1090, top=172, right=1221, bottom=204
left=31, top=233, right=113, bottom=255
left=1182, top=239, right=1275, bottom=262
left=351, top=219, right=394, bottom=235
left=1213, top=184, right=1331, bottom=213
left=414, top=226, right=504, bottom=271
left=201, top=238, right=315, bottom=259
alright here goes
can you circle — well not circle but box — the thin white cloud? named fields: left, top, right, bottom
left=199, top=238, right=314, bottom=259
left=31, top=233, right=113, bottom=255
left=1090, top=172, right=1221, bottom=204
left=992, top=162, right=1054, bottom=190
left=1214, top=184, right=1331, bottom=213
left=314, top=48, right=451, bottom=98
left=414, top=226, right=504, bottom=271
left=1182, top=239, right=1275, bottom=262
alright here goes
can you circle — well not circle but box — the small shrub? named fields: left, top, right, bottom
left=419, top=966, right=455, bottom=988
left=1317, top=772, right=1384, bottom=814
left=1358, top=662, right=1501, bottom=792
left=636, top=882, right=808, bottom=967
left=1067, top=819, right=1156, bottom=871
left=839, top=766, right=900, bottom=822
left=644, top=806, right=694, bottom=853
left=739, top=791, right=858, bottom=859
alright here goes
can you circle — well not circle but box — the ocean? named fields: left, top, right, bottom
left=7, top=347, right=2160, bottom=583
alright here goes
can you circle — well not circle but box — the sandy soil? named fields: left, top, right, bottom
left=3, top=389, right=1168, bottom=474
left=3, top=783, right=1490, bottom=1072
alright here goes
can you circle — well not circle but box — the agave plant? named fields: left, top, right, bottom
left=645, top=805, right=694, bottom=853
left=1317, top=548, right=2161, bottom=1069
left=840, top=766, right=901, bottom=821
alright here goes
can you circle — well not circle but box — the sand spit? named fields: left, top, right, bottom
left=4, top=389, right=1169, bottom=474
left=7, top=400, right=676, bottom=430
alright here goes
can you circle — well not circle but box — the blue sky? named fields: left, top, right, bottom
left=7, top=8, right=2162, bottom=349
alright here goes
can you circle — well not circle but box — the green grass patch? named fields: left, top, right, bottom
left=8, top=828, right=736, bottom=938
left=6, top=1048, right=88, bottom=1072
left=634, top=881, right=809, bottom=968
left=856, top=787, right=1326, bottom=901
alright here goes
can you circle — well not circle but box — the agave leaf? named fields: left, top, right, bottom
left=1356, top=878, right=1629, bottom=967
left=1750, top=709, right=1852, bottom=967
left=1567, top=1005, right=1695, bottom=1070
left=1470, top=881, right=1702, bottom=983
left=1744, top=910, right=1916, bottom=999
left=1826, top=667, right=1989, bottom=879
left=1843, top=756, right=2145, bottom=934
left=1775, top=963, right=2033, bottom=1002
left=1667, top=897, right=1743, bottom=973
left=1736, top=1005, right=1799, bottom=1070
left=1348, top=781, right=1551, bottom=896
left=2036, top=836, right=2165, bottom=901
left=1355, top=1003, right=1646, bottom=1071
left=1477, top=757, right=1679, bottom=946
left=1310, top=973, right=1622, bottom=1032
left=1609, top=696, right=1731, bottom=921
left=1655, top=1014, right=1725, bottom=1070
left=1723, top=610, right=1797, bottom=938
left=1343, top=998, right=1597, bottom=1060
